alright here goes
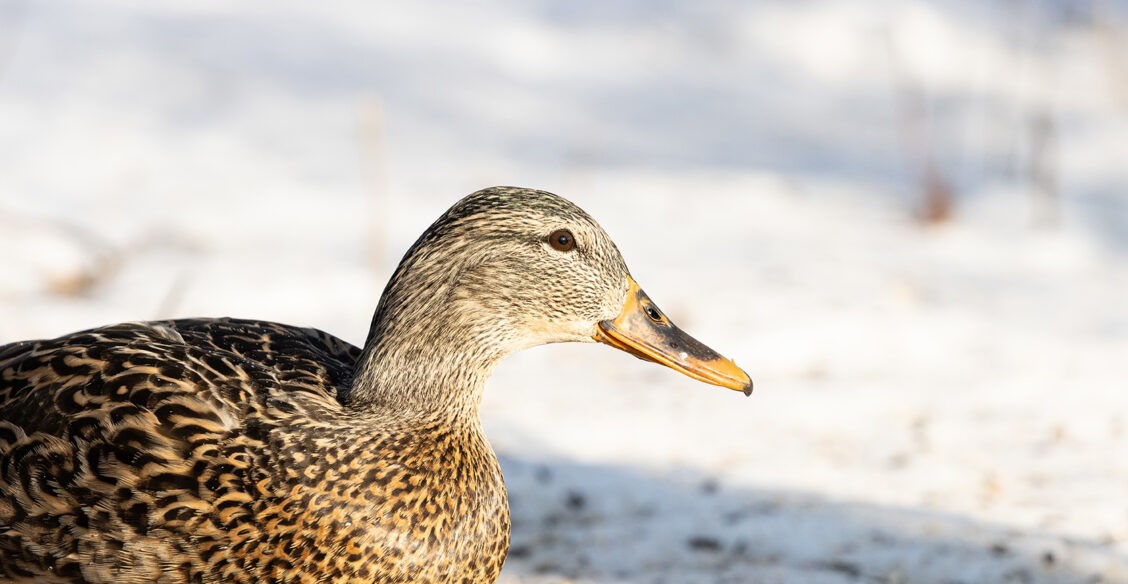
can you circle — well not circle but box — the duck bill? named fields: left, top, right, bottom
left=593, top=276, right=753, bottom=396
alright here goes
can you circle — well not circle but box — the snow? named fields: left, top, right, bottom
left=1, top=1, right=1126, bottom=582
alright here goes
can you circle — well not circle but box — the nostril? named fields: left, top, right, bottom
left=644, top=304, right=662, bottom=322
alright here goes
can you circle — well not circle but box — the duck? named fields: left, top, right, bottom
left=0, top=186, right=752, bottom=583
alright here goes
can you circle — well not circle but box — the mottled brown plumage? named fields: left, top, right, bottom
left=0, top=187, right=751, bottom=583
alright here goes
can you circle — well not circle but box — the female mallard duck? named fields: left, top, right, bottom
left=0, top=187, right=751, bottom=583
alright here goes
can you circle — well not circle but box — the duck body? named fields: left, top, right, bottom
left=0, top=187, right=751, bottom=583
left=0, top=318, right=508, bottom=583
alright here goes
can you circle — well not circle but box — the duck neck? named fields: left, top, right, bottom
left=345, top=269, right=517, bottom=422
left=346, top=327, right=495, bottom=422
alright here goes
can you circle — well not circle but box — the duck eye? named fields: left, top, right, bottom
left=548, top=229, right=576, bottom=252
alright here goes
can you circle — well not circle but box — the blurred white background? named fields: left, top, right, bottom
left=2, top=1, right=1126, bottom=582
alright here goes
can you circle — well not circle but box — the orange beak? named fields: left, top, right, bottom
left=593, top=276, right=753, bottom=396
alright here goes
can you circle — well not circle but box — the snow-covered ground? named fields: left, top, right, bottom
left=2, top=1, right=1126, bottom=582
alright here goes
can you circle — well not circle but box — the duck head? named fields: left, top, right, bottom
left=352, top=187, right=751, bottom=413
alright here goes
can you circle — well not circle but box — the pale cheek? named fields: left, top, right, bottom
left=519, top=318, right=598, bottom=346
left=598, top=278, right=631, bottom=322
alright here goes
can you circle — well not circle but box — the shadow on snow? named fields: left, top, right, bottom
left=497, top=453, right=1125, bottom=584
